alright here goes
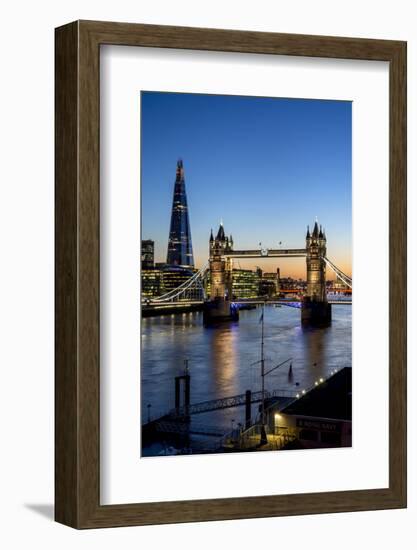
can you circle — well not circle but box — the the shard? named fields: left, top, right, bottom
left=166, top=159, right=194, bottom=267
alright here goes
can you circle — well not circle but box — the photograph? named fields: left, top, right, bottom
left=140, top=91, right=352, bottom=457
left=0, top=0, right=409, bottom=539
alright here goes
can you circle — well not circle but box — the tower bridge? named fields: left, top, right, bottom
left=146, top=219, right=351, bottom=328
left=204, top=220, right=340, bottom=327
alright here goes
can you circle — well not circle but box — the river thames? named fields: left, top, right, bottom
left=141, top=304, right=351, bottom=454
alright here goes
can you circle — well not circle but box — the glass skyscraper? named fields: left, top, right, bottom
left=166, top=159, right=194, bottom=267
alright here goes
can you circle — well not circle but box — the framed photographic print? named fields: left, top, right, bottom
left=55, top=20, right=406, bottom=528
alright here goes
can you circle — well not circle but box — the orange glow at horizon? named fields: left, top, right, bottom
left=193, top=254, right=352, bottom=280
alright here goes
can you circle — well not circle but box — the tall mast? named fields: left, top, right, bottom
left=261, top=302, right=265, bottom=424
left=260, top=302, right=267, bottom=445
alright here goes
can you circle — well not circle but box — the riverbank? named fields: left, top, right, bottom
left=142, top=303, right=204, bottom=317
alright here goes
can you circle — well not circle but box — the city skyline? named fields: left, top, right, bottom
left=141, top=91, right=352, bottom=279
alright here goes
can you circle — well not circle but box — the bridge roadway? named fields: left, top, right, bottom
left=142, top=298, right=352, bottom=309
left=225, top=248, right=307, bottom=258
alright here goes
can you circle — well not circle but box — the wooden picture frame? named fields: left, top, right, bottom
left=55, top=20, right=406, bottom=528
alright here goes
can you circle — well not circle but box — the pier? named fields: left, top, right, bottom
left=141, top=366, right=349, bottom=454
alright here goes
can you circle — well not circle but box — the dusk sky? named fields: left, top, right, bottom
left=141, top=92, right=352, bottom=279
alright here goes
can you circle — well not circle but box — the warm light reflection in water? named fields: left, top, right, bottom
left=141, top=306, right=351, bottom=430
left=207, top=323, right=239, bottom=395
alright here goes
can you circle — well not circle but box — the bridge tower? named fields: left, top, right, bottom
left=203, top=223, right=238, bottom=325
left=302, top=221, right=332, bottom=327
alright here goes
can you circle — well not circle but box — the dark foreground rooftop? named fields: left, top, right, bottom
left=282, top=367, right=352, bottom=421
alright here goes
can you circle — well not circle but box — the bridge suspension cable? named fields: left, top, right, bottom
left=151, top=263, right=209, bottom=303
left=146, top=255, right=351, bottom=304
left=322, top=256, right=352, bottom=289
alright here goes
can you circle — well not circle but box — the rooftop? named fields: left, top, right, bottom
left=282, top=367, right=352, bottom=421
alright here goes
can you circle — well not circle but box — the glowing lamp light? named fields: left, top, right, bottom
left=319, top=377, right=324, bottom=383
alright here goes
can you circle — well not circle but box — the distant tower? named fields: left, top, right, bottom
left=166, top=160, right=194, bottom=267
left=209, top=223, right=233, bottom=299
left=204, top=222, right=237, bottom=324
left=306, top=221, right=327, bottom=301
left=302, top=221, right=331, bottom=327
left=276, top=267, right=281, bottom=294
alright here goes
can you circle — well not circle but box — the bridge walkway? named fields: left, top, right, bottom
left=169, top=389, right=296, bottom=417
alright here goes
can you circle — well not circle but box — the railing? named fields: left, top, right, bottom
left=169, top=387, right=299, bottom=417
left=221, top=423, right=297, bottom=451
left=233, top=423, right=270, bottom=449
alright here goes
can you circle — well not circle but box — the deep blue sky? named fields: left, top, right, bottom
left=141, top=92, right=351, bottom=278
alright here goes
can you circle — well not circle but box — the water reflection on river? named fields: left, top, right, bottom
left=141, top=305, right=351, bottom=436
